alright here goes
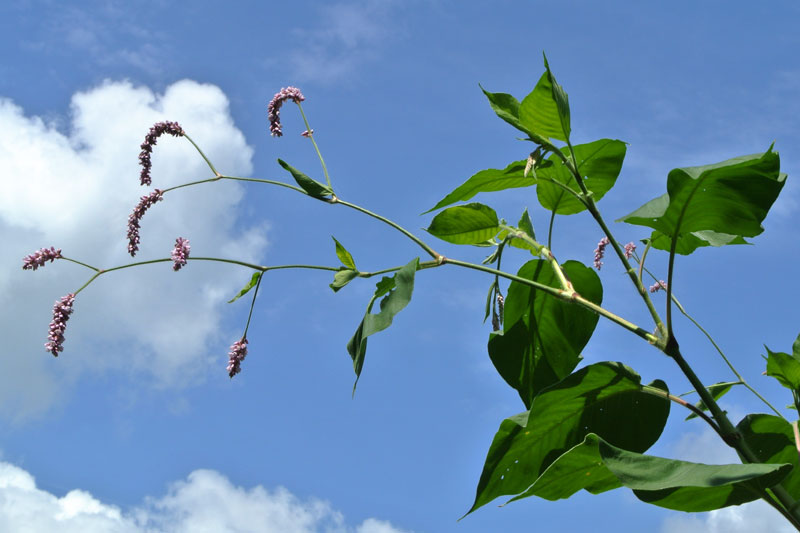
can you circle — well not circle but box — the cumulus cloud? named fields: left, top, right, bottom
left=0, top=461, right=412, bottom=533
left=0, top=79, right=267, bottom=420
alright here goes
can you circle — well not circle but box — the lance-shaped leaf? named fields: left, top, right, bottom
left=347, top=258, right=418, bottom=392
left=518, top=54, right=570, bottom=142
left=536, top=139, right=627, bottom=215
left=488, top=259, right=602, bottom=407
left=332, top=237, right=356, bottom=269
left=618, top=148, right=786, bottom=255
left=277, top=159, right=333, bottom=200
left=425, top=203, right=500, bottom=245
left=597, top=437, right=792, bottom=512
left=228, top=272, right=262, bottom=303
left=424, top=160, right=533, bottom=214
left=468, top=362, right=670, bottom=514
left=738, top=414, right=800, bottom=500
left=765, top=346, right=800, bottom=391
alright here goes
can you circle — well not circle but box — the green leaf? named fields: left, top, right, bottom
left=227, top=272, right=262, bottom=304
left=479, top=86, right=523, bottom=132
left=487, top=260, right=602, bottom=407
left=425, top=203, right=500, bottom=245
left=332, top=237, right=356, bottom=269
left=597, top=437, right=792, bottom=512
left=467, top=362, right=670, bottom=514
left=738, top=414, right=800, bottom=500
left=517, top=208, right=535, bottom=241
left=536, top=139, right=627, bottom=215
left=516, top=54, right=569, bottom=143
left=684, top=381, right=738, bottom=421
left=346, top=258, right=418, bottom=392
left=618, top=148, right=786, bottom=255
left=424, top=160, right=534, bottom=213
left=505, top=433, right=623, bottom=503
left=330, top=269, right=359, bottom=293
left=277, top=159, right=333, bottom=200
left=544, top=53, right=570, bottom=140
left=765, top=346, right=800, bottom=391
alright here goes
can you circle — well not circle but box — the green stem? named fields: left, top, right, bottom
left=638, top=260, right=783, bottom=418
left=183, top=133, right=220, bottom=176
left=61, top=257, right=100, bottom=272
left=161, top=175, right=307, bottom=196
left=666, top=340, right=800, bottom=527
left=642, top=385, right=722, bottom=438
left=333, top=198, right=441, bottom=261
left=444, top=257, right=657, bottom=344
left=547, top=209, right=556, bottom=250
left=242, top=271, right=263, bottom=338
left=296, top=102, right=333, bottom=191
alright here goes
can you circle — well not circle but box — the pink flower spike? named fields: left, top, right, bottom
left=139, top=121, right=185, bottom=186
left=649, top=280, right=668, bottom=293
left=171, top=237, right=191, bottom=271
left=227, top=338, right=249, bottom=378
left=624, top=242, right=636, bottom=259
left=22, top=247, right=62, bottom=271
left=593, top=237, right=610, bottom=270
left=127, top=189, right=164, bottom=257
left=267, top=86, right=305, bottom=137
left=45, top=293, right=75, bottom=357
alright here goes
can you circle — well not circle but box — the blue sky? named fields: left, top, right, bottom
left=1, top=1, right=800, bottom=531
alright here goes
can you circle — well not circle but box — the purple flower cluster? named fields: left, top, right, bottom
left=22, top=247, right=62, bottom=271
left=227, top=338, right=249, bottom=378
left=45, top=293, right=75, bottom=357
left=593, top=237, right=610, bottom=270
left=171, top=237, right=190, bottom=271
left=624, top=242, right=636, bottom=259
left=649, top=280, right=668, bottom=293
left=127, top=189, right=164, bottom=256
left=139, top=121, right=185, bottom=186
left=267, top=86, right=305, bottom=137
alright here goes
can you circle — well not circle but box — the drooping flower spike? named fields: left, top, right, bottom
left=45, top=293, right=75, bottom=357
left=593, top=237, right=610, bottom=270
left=624, top=242, right=636, bottom=259
left=649, top=280, right=668, bottom=293
left=127, top=189, right=164, bottom=256
left=22, top=247, right=62, bottom=271
left=171, top=237, right=190, bottom=271
left=267, top=86, right=305, bottom=137
left=139, top=121, right=185, bottom=186
left=227, top=338, right=249, bottom=378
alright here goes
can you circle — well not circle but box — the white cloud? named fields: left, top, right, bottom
left=661, top=498, right=794, bottom=533
left=662, top=425, right=795, bottom=532
left=282, top=0, right=402, bottom=84
left=0, top=461, right=413, bottom=533
left=0, top=79, right=266, bottom=420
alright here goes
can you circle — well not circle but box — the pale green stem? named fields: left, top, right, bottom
left=443, top=257, right=657, bottom=345
left=296, top=102, right=333, bottom=191
left=60, top=256, right=100, bottom=272
left=332, top=198, right=441, bottom=261
left=183, top=133, right=220, bottom=176
left=546, top=209, right=556, bottom=250
left=241, top=272, right=263, bottom=339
